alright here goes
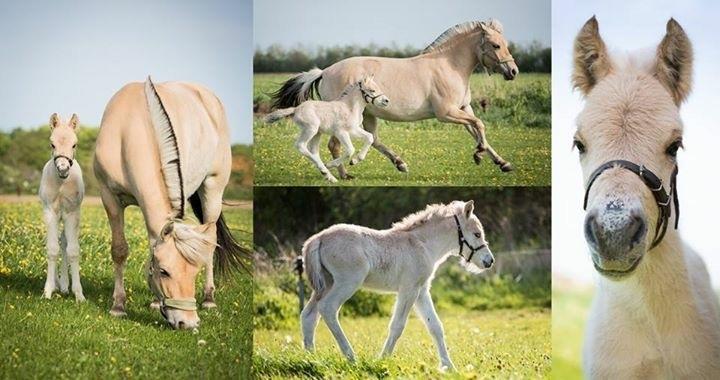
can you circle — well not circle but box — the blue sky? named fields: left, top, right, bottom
left=0, top=0, right=252, bottom=144
left=255, top=0, right=550, bottom=49
left=552, top=0, right=720, bottom=286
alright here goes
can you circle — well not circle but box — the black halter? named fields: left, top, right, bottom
left=453, top=215, right=486, bottom=262
left=359, top=84, right=385, bottom=105
left=583, top=160, right=679, bottom=249
left=53, top=154, right=74, bottom=167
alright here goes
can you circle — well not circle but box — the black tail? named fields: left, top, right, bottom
left=189, top=192, right=251, bottom=275
left=270, top=70, right=322, bottom=109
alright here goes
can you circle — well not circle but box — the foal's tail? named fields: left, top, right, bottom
left=263, top=108, right=296, bottom=124
left=302, top=236, right=329, bottom=296
left=271, top=68, right=323, bottom=109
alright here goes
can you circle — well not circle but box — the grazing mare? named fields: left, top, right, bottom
left=40, top=113, right=85, bottom=302
left=265, top=75, right=390, bottom=182
left=272, top=19, right=519, bottom=179
left=94, top=77, right=247, bottom=329
left=572, top=17, right=720, bottom=377
left=301, top=201, right=494, bottom=371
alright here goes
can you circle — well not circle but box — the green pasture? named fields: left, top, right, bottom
left=253, top=73, right=550, bottom=186
left=550, top=285, right=593, bottom=380
left=0, top=201, right=252, bottom=378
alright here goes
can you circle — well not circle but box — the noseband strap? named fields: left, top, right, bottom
left=453, top=215, right=486, bottom=262
left=583, top=160, right=679, bottom=249
left=359, top=85, right=385, bottom=105
left=53, top=154, right=74, bottom=167
left=163, top=298, right=197, bottom=311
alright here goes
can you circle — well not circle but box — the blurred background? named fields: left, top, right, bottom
left=552, top=0, right=720, bottom=377
left=0, top=0, right=253, bottom=199
left=253, top=187, right=551, bottom=377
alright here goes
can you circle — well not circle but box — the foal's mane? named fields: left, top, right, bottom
left=391, top=203, right=457, bottom=231
left=337, top=81, right=360, bottom=99
left=422, top=19, right=503, bottom=54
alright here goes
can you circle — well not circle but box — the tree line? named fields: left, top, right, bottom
left=254, top=42, right=550, bottom=73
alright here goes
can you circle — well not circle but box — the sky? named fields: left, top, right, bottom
left=255, top=0, right=550, bottom=49
left=552, top=0, right=720, bottom=287
left=0, top=0, right=252, bottom=144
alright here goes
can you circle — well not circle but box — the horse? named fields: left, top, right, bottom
left=272, top=19, right=518, bottom=180
left=264, top=75, right=390, bottom=182
left=39, top=113, right=85, bottom=302
left=572, top=17, right=720, bottom=377
left=93, top=77, right=248, bottom=329
left=300, top=201, right=494, bottom=371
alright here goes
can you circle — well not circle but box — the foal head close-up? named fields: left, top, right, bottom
left=148, top=220, right=215, bottom=329
left=572, top=17, right=691, bottom=279
left=477, top=19, right=518, bottom=80
left=358, top=75, right=390, bottom=108
left=48, top=113, right=79, bottom=179
left=455, top=200, right=494, bottom=273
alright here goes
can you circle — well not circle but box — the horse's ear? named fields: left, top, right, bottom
left=160, top=221, right=174, bottom=240
left=463, top=200, right=475, bottom=218
left=655, top=18, right=693, bottom=106
left=49, top=113, right=59, bottom=130
left=69, top=114, right=79, bottom=130
left=572, top=16, right=612, bottom=96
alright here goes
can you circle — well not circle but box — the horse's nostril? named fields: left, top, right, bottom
left=629, top=216, right=646, bottom=246
left=177, top=321, right=185, bottom=329
left=584, top=213, right=600, bottom=248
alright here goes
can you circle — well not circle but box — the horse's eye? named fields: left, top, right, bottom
left=573, top=139, right=586, bottom=154
left=50, top=143, right=55, bottom=149
left=159, top=268, right=170, bottom=278
left=492, top=43, right=500, bottom=49
left=666, top=139, right=683, bottom=158
left=474, top=233, right=482, bottom=238
left=72, top=144, right=77, bottom=149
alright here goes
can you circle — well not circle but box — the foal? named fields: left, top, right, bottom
left=39, top=113, right=85, bottom=301
left=265, top=75, right=390, bottom=182
left=300, top=201, right=494, bottom=370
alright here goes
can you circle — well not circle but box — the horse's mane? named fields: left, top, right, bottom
left=422, top=19, right=504, bottom=54
left=171, top=222, right=215, bottom=266
left=391, top=202, right=460, bottom=231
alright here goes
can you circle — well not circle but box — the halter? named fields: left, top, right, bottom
left=478, top=36, right=515, bottom=72
left=53, top=154, right=74, bottom=167
left=453, top=214, right=487, bottom=262
left=147, top=232, right=198, bottom=312
left=583, top=160, right=679, bottom=249
left=359, top=83, right=386, bottom=105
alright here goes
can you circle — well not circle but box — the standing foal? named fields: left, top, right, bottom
left=39, top=113, right=85, bottom=301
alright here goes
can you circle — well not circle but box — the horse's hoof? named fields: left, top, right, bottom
left=396, top=160, right=408, bottom=173
left=109, top=307, right=126, bottom=317
left=473, top=152, right=483, bottom=165
left=42, top=291, right=53, bottom=299
left=326, top=176, right=339, bottom=183
left=74, top=292, right=86, bottom=302
left=500, top=162, right=514, bottom=172
left=149, top=300, right=161, bottom=309
left=202, top=301, right=217, bottom=309
left=340, top=173, right=355, bottom=180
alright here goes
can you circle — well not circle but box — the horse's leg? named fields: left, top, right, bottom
left=462, top=103, right=509, bottom=170
left=364, top=114, right=408, bottom=172
left=297, top=124, right=337, bottom=182
left=325, top=131, right=354, bottom=169
left=42, top=207, right=60, bottom=299
left=436, top=106, right=513, bottom=172
left=196, top=176, right=227, bottom=309
left=381, top=287, right=421, bottom=357
left=63, top=209, right=85, bottom=302
left=460, top=104, right=483, bottom=163
left=100, top=185, right=129, bottom=316
left=301, top=291, right=321, bottom=351
left=57, top=223, right=69, bottom=294
left=349, top=127, right=374, bottom=165
left=327, top=136, right=353, bottom=180
left=415, top=288, right=455, bottom=370
left=318, top=278, right=362, bottom=361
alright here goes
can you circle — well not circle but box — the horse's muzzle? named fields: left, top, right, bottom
left=584, top=206, right=647, bottom=278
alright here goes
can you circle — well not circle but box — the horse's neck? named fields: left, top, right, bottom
left=600, top=231, right=693, bottom=329
left=430, top=35, right=480, bottom=79
left=410, top=218, right=458, bottom=264
left=339, top=90, right=365, bottom=115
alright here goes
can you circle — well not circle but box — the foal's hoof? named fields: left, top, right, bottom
left=202, top=301, right=217, bottom=309
left=340, top=173, right=355, bottom=180
left=500, top=162, right=514, bottom=172
left=149, top=300, right=161, bottom=310
left=395, top=160, right=408, bottom=173
left=74, top=293, right=86, bottom=303
left=109, top=306, right=127, bottom=317
left=473, top=151, right=484, bottom=165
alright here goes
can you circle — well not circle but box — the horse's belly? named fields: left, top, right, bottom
left=368, top=104, right=434, bottom=122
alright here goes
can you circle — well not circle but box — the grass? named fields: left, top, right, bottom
left=0, top=201, right=253, bottom=378
left=253, top=73, right=550, bottom=186
left=550, top=285, right=594, bottom=380
left=254, top=309, right=551, bottom=379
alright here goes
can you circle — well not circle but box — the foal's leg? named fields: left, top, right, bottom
left=349, top=127, right=374, bottom=166
left=100, top=186, right=129, bottom=316
left=296, top=124, right=337, bottom=183
left=63, top=209, right=85, bottom=302
left=381, top=287, right=421, bottom=358
left=42, top=207, right=60, bottom=299
left=57, top=227, right=69, bottom=294
left=325, top=131, right=354, bottom=169
left=301, top=291, right=321, bottom=351
left=436, top=106, right=513, bottom=172
left=318, top=278, right=363, bottom=361
left=415, top=288, right=455, bottom=370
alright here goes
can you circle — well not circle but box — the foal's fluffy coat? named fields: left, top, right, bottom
left=300, top=201, right=494, bottom=370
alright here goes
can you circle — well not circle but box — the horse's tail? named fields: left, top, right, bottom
left=271, top=68, right=323, bottom=109
left=264, top=108, right=295, bottom=124
left=188, top=191, right=251, bottom=275
left=302, top=236, right=329, bottom=296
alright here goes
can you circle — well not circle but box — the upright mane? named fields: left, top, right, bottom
left=337, top=81, right=360, bottom=99
left=422, top=19, right=503, bottom=54
left=145, top=76, right=185, bottom=218
left=391, top=202, right=459, bottom=231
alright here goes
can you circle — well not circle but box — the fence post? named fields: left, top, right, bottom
left=294, top=255, right=305, bottom=314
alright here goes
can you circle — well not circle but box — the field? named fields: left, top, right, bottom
left=0, top=200, right=253, bottom=378
left=550, top=284, right=593, bottom=380
left=254, top=73, right=550, bottom=186
left=255, top=309, right=551, bottom=379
